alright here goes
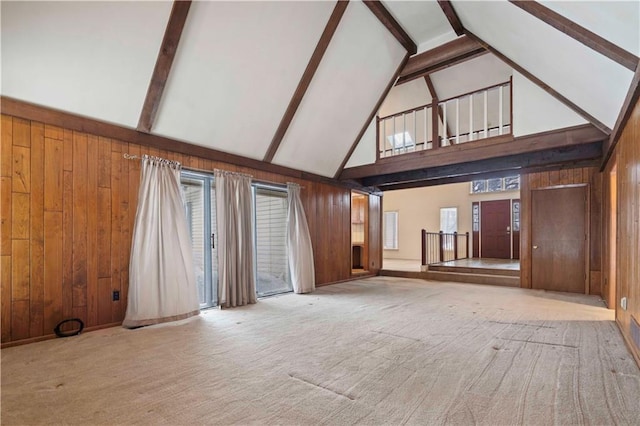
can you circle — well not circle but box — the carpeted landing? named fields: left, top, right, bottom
left=2, top=277, right=639, bottom=425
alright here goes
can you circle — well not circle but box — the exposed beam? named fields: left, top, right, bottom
left=437, top=0, right=464, bottom=36
left=263, top=1, right=349, bottom=162
left=510, top=1, right=638, bottom=72
left=340, top=124, right=605, bottom=180
left=378, top=159, right=600, bottom=191
left=362, top=142, right=602, bottom=187
left=363, top=1, right=417, bottom=55
left=333, top=53, right=410, bottom=179
left=396, top=35, right=486, bottom=85
left=602, top=60, right=640, bottom=168
left=137, top=1, right=191, bottom=133
left=0, top=96, right=376, bottom=194
left=465, top=30, right=612, bottom=135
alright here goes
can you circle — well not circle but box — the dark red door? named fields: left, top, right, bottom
left=481, top=200, right=511, bottom=259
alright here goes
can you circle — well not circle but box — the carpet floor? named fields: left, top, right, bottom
left=2, top=277, right=639, bottom=425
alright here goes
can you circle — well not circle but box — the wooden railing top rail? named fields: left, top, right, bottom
left=377, top=80, right=510, bottom=122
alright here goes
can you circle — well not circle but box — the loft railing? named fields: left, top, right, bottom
left=378, top=80, right=512, bottom=159
left=421, top=230, right=470, bottom=266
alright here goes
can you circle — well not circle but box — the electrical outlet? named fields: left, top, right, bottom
left=621, top=297, right=627, bottom=311
left=113, top=290, right=120, bottom=301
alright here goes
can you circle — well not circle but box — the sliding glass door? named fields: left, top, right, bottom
left=181, top=171, right=217, bottom=308
left=253, top=184, right=292, bottom=297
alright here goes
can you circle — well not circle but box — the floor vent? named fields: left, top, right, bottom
left=631, top=316, right=640, bottom=351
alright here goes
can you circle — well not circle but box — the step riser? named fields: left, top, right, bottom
left=428, top=265, right=519, bottom=277
left=380, top=270, right=520, bottom=287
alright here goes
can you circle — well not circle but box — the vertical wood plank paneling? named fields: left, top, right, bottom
left=62, top=171, right=74, bottom=325
left=12, top=146, right=30, bottom=193
left=72, top=132, right=88, bottom=319
left=86, top=135, right=99, bottom=327
left=11, top=240, right=30, bottom=300
left=1, top=177, right=11, bottom=255
left=12, top=118, right=31, bottom=147
left=1, top=115, right=13, bottom=176
left=110, top=143, right=122, bottom=322
left=97, top=187, right=111, bottom=278
left=1, top=255, right=11, bottom=342
left=44, top=138, right=64, bottom=212
left=520, top=173, right=532, bottom=288
left=97, top=137, right=111, bottom=188
left=44, top=124, right=64, bottom=141
left=118, top=143, right=130, bottom=319
left=11, top=193, right=29, bottom=239
left=63, top=130, right=73, bottom=172
left=11, top=300, right=30, bottom=341
left=97, top=277, right=112, bottom=325
left=43, top=211, right=63, bottom=334
left=29, top=122, right=45, bottom=337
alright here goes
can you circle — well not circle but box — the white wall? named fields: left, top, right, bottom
left=383, top=182, right=519, bottom=261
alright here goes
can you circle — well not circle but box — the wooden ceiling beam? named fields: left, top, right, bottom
left=378, top=159, right=600, bottom=191
left=510, top=1, right=638, bottom=72
left=361, top=142, right=602, bottom=187
left=465, top=31, right=612, bottom=135
left=396, top=35, right=486, bottom=85
left=263, top=0, right=349, bottom=163
left=340, top=124, right=605, bottom=180
left=363, top=1, right=417, bottom=55
left=333, top=53, right=410, bottom=179
left=437, top=0, right=464, bottom=36
left=137, top=1, right=191, bottom=133
left=602, top=60, right=640, bottom=168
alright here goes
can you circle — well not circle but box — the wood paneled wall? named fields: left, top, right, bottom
left=0, top=113, right=380, bottom=345
left=520, top=166, right=602, bottom=294
left=605, top=98, right=640, bottom=365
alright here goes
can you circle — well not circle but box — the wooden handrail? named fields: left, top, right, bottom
left=379, top=102, right=434, bottom=121
left=438, top=81, right=510, bottom=105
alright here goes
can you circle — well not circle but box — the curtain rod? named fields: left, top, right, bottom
left=123, top=153, right=181, bottom=167
left=124, top=154, right=304, bottom=189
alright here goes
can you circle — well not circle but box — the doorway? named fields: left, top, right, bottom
left=351, top=191, right=369, bottom=274
left=480, top=199, right=512, bottom=259
left=531, top=186, right=587, bottom=294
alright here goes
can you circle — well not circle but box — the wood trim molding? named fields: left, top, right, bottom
left=424, top=76, right=442, bottom=148
left=263, top=0, right=349, bottom=162
left=396, top=35, right=486, bottom=85
left=602, top=60, right=640, bottom=168
left=437, top=0, right=464, bottom=36
left=465, top=31, right=612, bottom=136
left=333, top=53, right=410, bottom=179
left=363, top=1, right=417, bottom=55
left=0, top=96, right=378, bottom=194
left=137, top=1, right=192, bottom=133
left=340, top=123, right=605, bottom=180
left=510, top=1, right=638, bottom=72
left=362, top=141, right=602, bottom=187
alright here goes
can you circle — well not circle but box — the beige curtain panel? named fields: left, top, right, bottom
left=215, top=170, right=257, bottom=308
left=123, top=156, right=200, bottom=328
left=286, top=183, right=315, bottom=293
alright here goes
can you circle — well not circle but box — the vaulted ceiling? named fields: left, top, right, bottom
left=2, top=1, right=638, bottom=181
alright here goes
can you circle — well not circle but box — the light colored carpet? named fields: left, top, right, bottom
left=2, top=277, right=639, bottom=425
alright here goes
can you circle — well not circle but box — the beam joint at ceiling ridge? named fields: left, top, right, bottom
left=263, top=0, right=349, bottom=163
left=437, top=0, right=464, bottom=36
left=396, top=35, right=486, bottom=85
left=137, top=0, right=192, bottom=133
left=362, top=1, right=417, bottom=55
left=333, top=53, right=411, bottom=179
left=464, top=30, right=612, bottom=136
left=509, top=1, right=638, bottom=72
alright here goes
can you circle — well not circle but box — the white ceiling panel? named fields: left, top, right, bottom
left=273, top=1, right=406, bottom=177
left=430, top=54, right=512, bottom=101
left=382, top=0, right=452, bottom=47
left=153, top=1, right=335, bottom=160
left=379, top=78, right=432, bottom=117
left=540, top=1, right=640, bottom=56
left=345, top=118, right=377, bottom=168
left=1, top=1, right=171, bottom=128
left=454, top=0, right=634, bottom=129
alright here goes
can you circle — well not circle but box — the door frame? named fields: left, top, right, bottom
left=530, top=183, right=590, bottom=294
